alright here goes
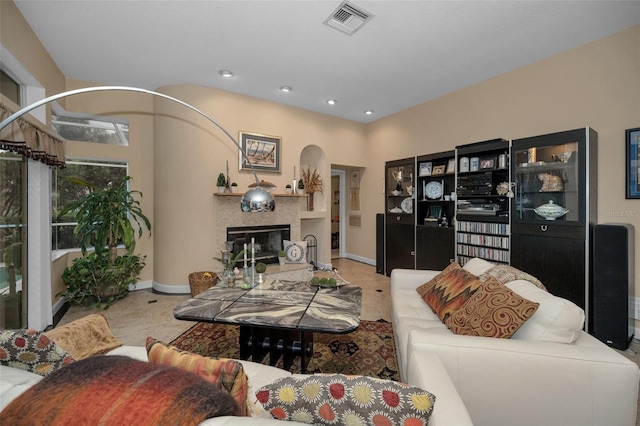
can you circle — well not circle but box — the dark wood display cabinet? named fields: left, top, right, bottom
left=455, top=138, right=511, bottom=266
left=385, top=157, right=415, bottom=275
left=415, top=151, right=455, bottom=270
left=510, top=128, right=597, bottom=330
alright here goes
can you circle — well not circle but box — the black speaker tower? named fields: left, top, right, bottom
left=376, top=213, right=385, bottom=275
left=592, top=223, right=635, bottom=350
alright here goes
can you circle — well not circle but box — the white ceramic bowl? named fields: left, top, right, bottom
left=534, top=200, right=569, bottom=220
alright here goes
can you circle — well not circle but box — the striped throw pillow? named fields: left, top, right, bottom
left=146, top=337, right=249, bottom=416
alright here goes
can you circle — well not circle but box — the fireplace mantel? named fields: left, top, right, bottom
left=213, top=194, right=302, bottom=254
left=214, top=193, right=306, bottom=198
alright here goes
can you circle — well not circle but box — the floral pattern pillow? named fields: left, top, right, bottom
left=256, top=374, right=435, bottom=425
left=0, top=329, right=74, bottom=376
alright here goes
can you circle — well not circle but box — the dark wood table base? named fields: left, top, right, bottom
left=239, top=326, right=314, bottom=372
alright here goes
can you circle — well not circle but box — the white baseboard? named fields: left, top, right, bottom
left=341, top=253, right=375, bottom=266
left=130, top=280, right=153, bottom=291
left=151, top=281, right=190, bottom=294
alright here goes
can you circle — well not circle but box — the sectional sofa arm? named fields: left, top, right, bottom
left=390, top=269, right=440, bottom=292
left=406, top=328, right=640, bottom=426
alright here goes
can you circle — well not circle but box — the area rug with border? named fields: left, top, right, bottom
left=170, top=319, right=399, bottom=381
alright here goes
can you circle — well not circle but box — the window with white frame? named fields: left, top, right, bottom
left=51, top=108, right=129, bottom=146
left=0, top=69, right=21, bottom=105
left=51, top=159, right=128, bottom=250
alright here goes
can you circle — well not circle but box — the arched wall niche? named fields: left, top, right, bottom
left=299, top=144, right=329, bottom=264
left=300, top=144, right=326, bottom=212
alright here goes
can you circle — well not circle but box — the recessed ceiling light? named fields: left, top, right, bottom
left=327, top=99, right=337, bottom=105
left=364, top=109, right=374, bottom=115
left=280, top=86, right=293, bottom=92
left=219, top=70, right=234, bottom=78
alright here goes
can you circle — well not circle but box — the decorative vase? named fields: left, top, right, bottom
left=223, top=268, right=235, bottom=287
left=307, top=192, right=314, bottom=211
left=278, top=256, right=286, bottom=266
left=231, top=186, right=238, bottom=193
left=257, top=273, right=264, bottom=285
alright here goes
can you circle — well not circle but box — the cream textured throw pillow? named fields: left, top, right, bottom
left=45, top=313, right=122, bottom=359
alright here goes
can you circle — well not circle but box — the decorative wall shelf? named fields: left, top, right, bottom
left=214, top=192, right=307, bottom=197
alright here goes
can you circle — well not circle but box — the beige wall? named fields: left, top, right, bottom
left=3, top=0, right=640, bottom=321
left=0, top=1, right=65, bottom=113
left=368, top=25, right=640, bottom=324
left=152, top=85, right=366, bottom=285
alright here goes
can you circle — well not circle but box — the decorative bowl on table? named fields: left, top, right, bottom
left=534, top=200, right=569, bottom=220
left=309, top=273, right=347, bottom=288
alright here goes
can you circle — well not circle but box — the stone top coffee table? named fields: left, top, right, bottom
left=174, top=279, right=362, bottom=372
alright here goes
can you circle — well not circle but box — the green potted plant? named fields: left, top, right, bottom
left=57, top=176, right=151, bottom=308
left=230, top=182, right=238, bottom=193
left=216, top=173, right=226, bottom=193
left=285, top=184, right=292, bottom=194
left=297, top=178, right=305, bottom=194
left=255, top=262, right=267, bottom=284
left=277, top=249, right=286, bottom=265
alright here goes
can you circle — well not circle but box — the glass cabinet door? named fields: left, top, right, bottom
left=512, top=140, right=581, bottom=224
left=386, top=160, right=414, bottom=217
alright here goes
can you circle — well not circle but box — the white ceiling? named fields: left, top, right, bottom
left=13, top=0, right=640, bottom=123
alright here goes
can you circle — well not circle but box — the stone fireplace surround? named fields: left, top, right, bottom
left=227, top=224, right=290, bottom=264
left=214, top=195, right=302, bottom=261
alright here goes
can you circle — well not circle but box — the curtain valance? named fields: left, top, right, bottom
left=0, top=103, right=66, bottom=167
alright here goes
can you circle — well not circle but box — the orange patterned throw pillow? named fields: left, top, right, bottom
left=146, top=337, right=250, bottom=416
left=416, top=261, right=460, bottom=297
left=419, top=262, right=484, bottom=322
left=0, top=355, right=238, bottom=424
left=445, top=277, right=540, bottom=338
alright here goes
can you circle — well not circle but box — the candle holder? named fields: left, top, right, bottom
left=242, top=266, right=252, bottom=289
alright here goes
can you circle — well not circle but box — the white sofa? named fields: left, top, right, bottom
left=391, top=264, right=640, bottom=426
left=1, top=344, right=471, bottom=425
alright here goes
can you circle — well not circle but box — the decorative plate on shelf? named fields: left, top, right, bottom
left=401, top=197, right=413, bottom=214
left=425, top=181, right=443, bottom=200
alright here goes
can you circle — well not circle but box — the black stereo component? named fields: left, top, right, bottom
left=457, top=171, right=493, bottom=196
left=457, top=171, right=492, bottom=186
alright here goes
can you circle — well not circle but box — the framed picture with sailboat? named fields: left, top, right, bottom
left=239, top=131, right=281, bottom=173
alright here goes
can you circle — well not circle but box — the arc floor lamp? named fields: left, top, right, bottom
left=0, top=86, right=275, bottom=212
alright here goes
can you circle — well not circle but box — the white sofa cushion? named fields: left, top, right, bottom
left=506, top=279, right=585, bottom=343
left=0, top=366, right=43, bottom=412
left=461, top=257, right=494, bottom=276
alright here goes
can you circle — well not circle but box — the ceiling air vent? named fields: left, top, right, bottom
left=324, top=1, right=374, bottom=36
